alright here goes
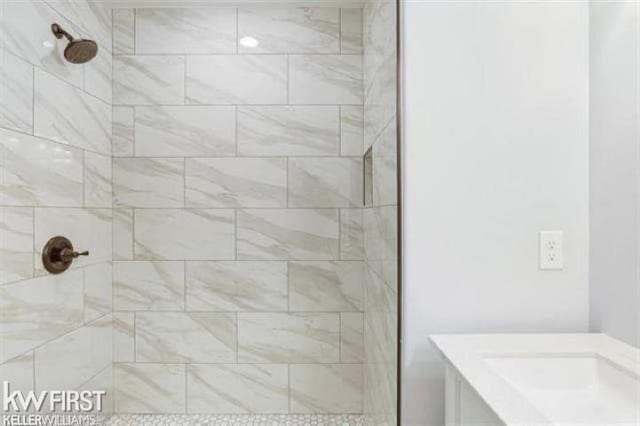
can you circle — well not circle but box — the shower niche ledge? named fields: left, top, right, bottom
left=430, top=333, right=640, bottom=426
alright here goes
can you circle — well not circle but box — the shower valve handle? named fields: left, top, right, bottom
left=59, top=248, right=89, bottom=261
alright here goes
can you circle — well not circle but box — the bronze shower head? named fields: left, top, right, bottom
left=51, top=23, right=98, bottom=64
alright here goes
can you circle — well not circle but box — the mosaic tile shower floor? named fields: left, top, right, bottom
left=105, top=414, right=365, bottom=426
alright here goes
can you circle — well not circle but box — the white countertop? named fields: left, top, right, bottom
left=430, top=333, right=640, bottom=426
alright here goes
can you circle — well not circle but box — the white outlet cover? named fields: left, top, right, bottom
left=539, top=231, right=563, bottom=270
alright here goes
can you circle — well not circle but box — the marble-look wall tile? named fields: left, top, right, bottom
left=288, top=158, right=363, bottom=208
left=113, top=209, right=134, bottom=260
left=34, top=315, right=112, bottom=391
left=186, top=56, right=287, bottom=105
left=113, top=9, right=135, bottom=55
left=136, top=312, right=236, bottom=363
left=363, top=206, right=397, bottom=263
left=0, top=352, right=34, bottom=413
left=187, top=364, right=288, bottom=413
left=340, top=9, right=363, bottom=54
left=83, top=45, right=113, bottom=104
left=84, top=152, right=112, bottom=208
left=113, top=261, right=184, bottom=311
left=135, top=106, right=235, bottom=157
left=34, top=208, right=112, bottom=272
left=1, top=129, right=83, bottom=207
left=340, top=106, right=364, bottom=156
left=289, top=261, right=363, bottom=311
left=340, top=209, right=364, bottom=260
left=84, top=262, right=113, bottom=322
left=238, top=313, right=339, bottom=363
left=113, top=107, right=134, bottom=157
left=237, top=209, right=339, bottom=260
left=372, top=122, right=398, bottom=206
left=0, top=208, right=33, bottom=285
left=114, top=55, right=185, bottom=105
left=1, top=1, right=82, bottom=87
left=134, top=209, right=234, bottom=260
left=363, top=1, right=396, bottom=149
left=114, top=363, right=185, bottom=413
left=34, top=69, right=111, bottom=155
left=0, top=50, right=33, bottom=133
left=47, top=0, right=112, bottom=52
left=81, top=365, right=114, bottom=416
left=136, top=9, right=236, bottom=54
left=238, top=8, right=339, bottom=54
left=290, top=364, right=363, bottom=413
left=113, top=158, right=184, bottom=208
left=340, top=312, right=364, bottom=362
left=237, top=106, right=339, bottom=156
left=114, top=312, right=135, bottom=362
left=185, top=158, right=286, bottom=208
left=290, top=55, right=363, bottom=105
left=186, top=261, right=287, bottom=311
left=0, top=270, right=84, bottom=363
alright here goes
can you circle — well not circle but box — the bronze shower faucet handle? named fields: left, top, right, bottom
left=42, top=236, right=89, bottom=274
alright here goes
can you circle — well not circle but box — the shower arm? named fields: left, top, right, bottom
left=51, top=23, right=75, bottom=42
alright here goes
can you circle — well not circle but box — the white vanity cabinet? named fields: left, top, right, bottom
left=445, top=364, right=505, bottom=426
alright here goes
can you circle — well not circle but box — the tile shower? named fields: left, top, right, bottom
left=0, top=0, right=397, bottom=424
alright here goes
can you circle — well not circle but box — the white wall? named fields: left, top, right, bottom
left=402, top=2, right=590, bottom=425
left=589, top=1, right=640, bottom=348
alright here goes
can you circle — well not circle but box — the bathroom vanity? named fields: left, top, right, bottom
left=431, top=334, right=640, bottom=426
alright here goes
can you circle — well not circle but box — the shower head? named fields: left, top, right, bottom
left=51, top=23, right=98, bottom=64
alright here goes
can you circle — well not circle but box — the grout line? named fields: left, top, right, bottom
left=339, top=8, right=343, bottom=55
left=31, top=66, right=35, bottom=135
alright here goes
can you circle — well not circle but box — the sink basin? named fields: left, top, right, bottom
left=485, top=355, right=640, bottom=425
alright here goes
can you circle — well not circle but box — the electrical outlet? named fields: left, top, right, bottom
left=539, top=231, right=563, bottom=270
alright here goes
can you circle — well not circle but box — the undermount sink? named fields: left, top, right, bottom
left=430, top=334, right=640, bottom=426
left=485, top=355, right=640, bottom=425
